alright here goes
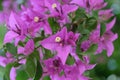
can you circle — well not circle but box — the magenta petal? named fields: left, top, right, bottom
left=78, top=62, right=86, bottom=75
left=24, top=39, right=34, bottom=55
left=86, top=64, right=96, bottom=70
left=79, top=76, right=90, bottom=80
left=83, top=56, right=90, bottom=64
left=106, top=18, right=116, bottom=31
left=10, top=68, right=16, bottom=80
left=4, top=31, right=19, bottom=44
left=40, top=35, right=58, bottom=51
left=43, top=21, right=52, bottom=35
left=57, top=46, right=71, bottom=64
left=0, top=56, right=6, bottom=67
left=9, top=12, right=19, bottom=30
left=63, top=4, right=78, bottom=14
left=18, top=47, right=25, bottom=54
left=40, top=27, right=67, bottom=51
left=105, top=41, right=114, bottom=57
left=14, top=37, right=21, bottom=46
left=71, top=0, right=85, bottom=8
left=111, top=33, right=118, bottom=41
left=95, top=42, right=104, bottom=54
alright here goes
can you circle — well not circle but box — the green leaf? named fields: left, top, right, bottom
left=4, top=63, right=13, bottom=80
left=77, top=21, right=90, bottom=35
left=33, top=61, right=43, bottom=80
left=66, top=55, right=75, bottom=65
left=71, top=23, right=78, bottom=32
left=92, top=10, right=99, bottom=19
left=76, top=44, right=81, bottom=54
left=25, top=54, right=36, bottom=78
left=32, top=50, right=40, bottom=61
left=34, top=37, right=44, bottom=43
left=43, top=76, right=51, bottom=80
left=0, top=26, right=6, bottom=48
left=64, top=23, right=72, bottom=30
left=0, top=48, right=6, bottom=56
left=0, top=66, right=5, bottom=79
left=73, top=8, right=87, bottom=23
left=100, top=23, right=106, bottom=36
left=13, top=62, right=22, bottom=67
left=0, top=0, right=3, bottom=10
left=16, top=68, right=29, bottom=80
left=5, top=43, right=17, bottom=55
left=85, top=17, right=97, bottom=31
left=18, top=41, right=24, bottom=47
left=48, top=17, right=59, bottom=33
left=25, top=50, right=43, bottom=79
left=43, top=48, right=54, bottom=60
left=79, top=34, right=89, bottom=43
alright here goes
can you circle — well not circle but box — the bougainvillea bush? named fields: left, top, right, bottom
left=0, top=0, right=118, bottom=80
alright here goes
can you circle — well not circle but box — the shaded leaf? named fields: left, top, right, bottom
left=16, top=68, right=29, bottom=80
left=48, top=17, right=59, bottom=33
left=25, top=54, right=36, bottom=78
left=5, top=43, right=17, bottom=55
left=43, top=76, right=51, bottom=80
left=43, top=48, right=54, bottom=60
left=34, top=37, right=43, bottom=43
left=73, top=8, right=87, bottom=23
left=0, top=48, right=6, bottom=56
left=66, top=55, right=75, bottom=65
left=33, top=61, right=43, bottom=80
left=85, top=17, right=97, bottom=31
left=18, top=41, right=24, bottom=47
left=13, top=62, right=22, bottom=67
left=100, top=23, right=106, bottom=36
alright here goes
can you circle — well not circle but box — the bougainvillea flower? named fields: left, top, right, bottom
left=30, top=0, right=48, bottom=14
left=54, top=56, right=95, bottom=80
left=67, top=31, right=80, bottom=46
left=18, top=39, right=34, bottom=55
left=75, top=56, right=96, bottom=76
left=41, top=27, right=70, bottom=64
left=4, top=12, right=27, bottom=45
left=44, top=0, right=78, bottom=25
left=97, top=31, right=118, bottom=57
left=80, top=40, right=91, bottom=52
left=44, top=57, right=63, bottom=75
left=0, top=52, right=16, bottom=80
left=61, top=0, right=72, bottom=4
left=0, top=53, right=14, bottom=67
left=71, top=0, right=107, bottom=12
left=89, top=22, right=117, bottom=56
left=21, top=9, right=52, bottom=35
left=41, top=27, right=79, bottom=64
left=99, top=9, right=114, bottom=21
left=0, top=0, right=19, bottom=24
left=106, top=18, right=116, bottom=31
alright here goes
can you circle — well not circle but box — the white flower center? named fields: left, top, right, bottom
left=34, top=16, right=39, bottom=22
left=52, top=3, right=57, bottom=9
left=55, top=37, right=61, bottom=42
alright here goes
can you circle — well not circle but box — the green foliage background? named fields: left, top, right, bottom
left=0, top=0, right=120, bottom=80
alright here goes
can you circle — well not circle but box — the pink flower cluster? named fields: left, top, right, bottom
left=0, top=0, right=118, bottom=80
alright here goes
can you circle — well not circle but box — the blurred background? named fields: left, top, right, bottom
left=0, top=0, right=120, bottom=80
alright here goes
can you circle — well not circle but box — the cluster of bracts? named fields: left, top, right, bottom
left=0, top=0, right=118, bottom=80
